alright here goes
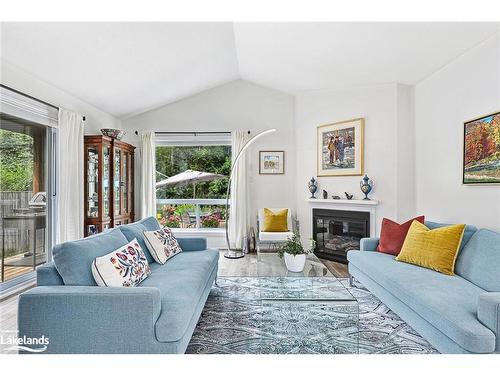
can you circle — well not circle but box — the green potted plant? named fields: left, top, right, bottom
left=277, top=233, right=316, bottom=272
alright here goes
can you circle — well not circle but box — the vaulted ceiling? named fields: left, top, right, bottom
left=1, top=22, right=499, bottom=119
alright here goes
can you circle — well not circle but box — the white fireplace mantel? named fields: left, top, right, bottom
left=306, top=198, right=379, bottom=206
left=306, top=198, right=380, bottom=237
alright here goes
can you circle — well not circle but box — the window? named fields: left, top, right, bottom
left=0, top=86, right=57, bottom=289
left=0, top=115, right=53, bottom=284
left=155, top=132, right=231, bottom=230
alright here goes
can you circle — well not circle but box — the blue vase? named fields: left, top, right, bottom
left=308, top=177, right=318, bottom=198
left=359, top=174, right=373, bottom=200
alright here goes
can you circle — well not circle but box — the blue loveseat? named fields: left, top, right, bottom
left=18, top=217, right=219, bottom=354
left=347, top=221, right=500, bottom=354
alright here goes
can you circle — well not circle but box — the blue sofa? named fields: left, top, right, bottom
left=18, top=217, right=219, bottom=354
left=347, top=221, right=500, bottom=354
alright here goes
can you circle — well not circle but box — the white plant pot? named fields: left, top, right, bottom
left=284, top=253, right=306, bottom=273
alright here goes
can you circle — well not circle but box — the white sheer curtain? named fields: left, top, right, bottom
left=228, top=130, right=250, bottom=248
left=140, top=131, right=156, bottom=219
left=57, top=109, right=84, bottom=243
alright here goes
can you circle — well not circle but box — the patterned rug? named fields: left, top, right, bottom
left=186, top=277, right=438, bottom=354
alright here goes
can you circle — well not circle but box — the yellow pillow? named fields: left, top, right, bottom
left=262, top=208, right=288, bottom=232
left=395, top=221, right=466, bottom=275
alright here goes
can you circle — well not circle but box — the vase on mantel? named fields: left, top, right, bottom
left=360, top=174, right=374, bottom=200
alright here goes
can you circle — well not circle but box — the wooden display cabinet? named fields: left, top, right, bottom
left=84, top=135, right=135, bottom=236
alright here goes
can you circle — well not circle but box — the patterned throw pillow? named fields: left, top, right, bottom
left=143, top=227, right=183, bottom=264
left=91, top=238, right=151, bottom=287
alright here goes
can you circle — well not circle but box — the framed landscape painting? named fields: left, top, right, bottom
left=259, top=151, right=284, bottom=174
left=317, top=118, right=364, bottom=176
left=463, top=111, right=500, bottom=184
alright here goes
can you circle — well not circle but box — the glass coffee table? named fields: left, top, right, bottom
left=256, top=253, right=359, bottom=353
left=211, top=252, right=359, bottom=353
left=257, top=252, right=332, bottom=277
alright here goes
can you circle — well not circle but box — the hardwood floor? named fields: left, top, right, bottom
left=1, top=265, right=33, bottom=282
left=319, top=258, right=349, bottom=278
left=0, top=251, right=349, bottom=339
left=0, top=293, right=19, bottom=330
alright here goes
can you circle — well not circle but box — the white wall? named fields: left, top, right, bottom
left=1, top=60, right=121, bottom=134
left=415, top=34, right=500, bottom=231
left=295, top=84, right=415, bottom=242
left=122, top=80, right=296, bottom=232
left=396, top=84, right=416, bottom=220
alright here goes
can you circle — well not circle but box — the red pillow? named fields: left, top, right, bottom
left=377, top=216, right=425, bottom=255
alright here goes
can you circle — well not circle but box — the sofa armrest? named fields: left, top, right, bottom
left=36, top=262, right=64, bottom=286
left=360, top=237, right=380, bottom=251
left=177, top=237, right=207, bottom=251
left=18, top=286, right=161, bottom=353
left=478, top=293, right=500, bottom=349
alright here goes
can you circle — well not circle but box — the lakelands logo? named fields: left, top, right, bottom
left=1, top=331, right=49, bottom=353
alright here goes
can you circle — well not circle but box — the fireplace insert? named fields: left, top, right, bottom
left=312, top=208, right=370, bottom=263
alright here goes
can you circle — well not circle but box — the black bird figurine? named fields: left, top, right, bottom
left=345, top=192, right=353, bottom=200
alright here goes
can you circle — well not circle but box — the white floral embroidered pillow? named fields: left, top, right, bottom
left=92, top=238, right=151, bottom=287
left=143, top=227, right=182, bottom=264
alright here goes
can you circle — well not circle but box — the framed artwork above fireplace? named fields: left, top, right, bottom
left=317, top=117, right=364, bottom=177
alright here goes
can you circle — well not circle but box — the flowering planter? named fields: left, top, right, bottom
left=284, top=253, right=306, bottom=273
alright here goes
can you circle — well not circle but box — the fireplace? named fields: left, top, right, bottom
left=312, top=208, right=370, bottom=263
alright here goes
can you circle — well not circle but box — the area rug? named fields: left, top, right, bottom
left=186, top=277, right=438, bottom=354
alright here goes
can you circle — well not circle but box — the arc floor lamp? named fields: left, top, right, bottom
left=224, top=128, right=276, bottom=259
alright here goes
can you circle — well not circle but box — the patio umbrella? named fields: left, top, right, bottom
left=155, top=169, right=225, bottom=198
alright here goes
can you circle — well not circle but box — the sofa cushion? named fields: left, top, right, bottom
left=455, top=229, right=500, bottom=292
left=139, top=249, right=219, bottom=342
left=119, top=216, right=161, bottom=264
left=259, top=231, right=293, bottom=242
left=425, top=221, right=477, bottom=252
left=348, top=250, right=496, bottom=353
left=53, top=228, right=129, bottom=286
left=92, top=238, right=152, bottom=287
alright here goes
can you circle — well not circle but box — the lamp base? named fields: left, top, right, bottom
left=224, top=249, right=245, bottom=259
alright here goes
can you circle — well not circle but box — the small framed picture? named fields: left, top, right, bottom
left=259, top=151, right=285, bottom=174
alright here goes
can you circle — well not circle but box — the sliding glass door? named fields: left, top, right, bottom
left=0, top=113, right=56, bottom=288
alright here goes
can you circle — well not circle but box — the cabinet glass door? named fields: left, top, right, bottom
left=114, top=149, right=121, bottom=215
left=103, top=145, right=110, bottom=218
left=87, top=146, right=99, bottom=218
left=122, top=151, right=128, bottom=214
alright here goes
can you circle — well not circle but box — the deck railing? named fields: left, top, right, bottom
left=156, top=198, right=229, bottom=230
left=0, top=191, right=33, bottom=251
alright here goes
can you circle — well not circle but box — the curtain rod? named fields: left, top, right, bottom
left=134, top=130, right=250, bottom=135
left=0, top=84, right=86, bottom=121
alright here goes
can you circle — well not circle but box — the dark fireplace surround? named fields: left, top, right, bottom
left=312, top=208, right=370, bottom=264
